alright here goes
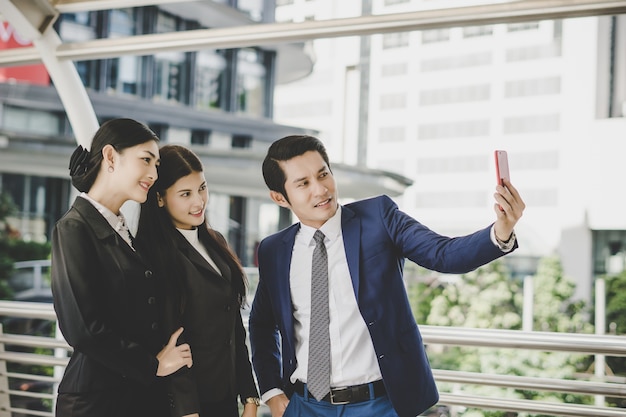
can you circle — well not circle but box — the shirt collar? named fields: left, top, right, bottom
left=79, top=192, right=128, bottom=234
left=299, top=205, right=342, bottom=245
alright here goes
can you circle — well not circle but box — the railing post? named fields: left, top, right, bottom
left=595, top=277, right=606, bottom=406
left=523, top=275, right=534, bottom=331
left=0, top=324, right=12, bottom=417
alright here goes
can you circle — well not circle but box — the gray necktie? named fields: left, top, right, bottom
left=307, top=230, right=330, bottom=401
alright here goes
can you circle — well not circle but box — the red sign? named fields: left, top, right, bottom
left=0, top=22, right=49, bottom=86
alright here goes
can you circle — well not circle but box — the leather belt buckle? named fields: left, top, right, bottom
left=329, top=386, right=351, bottom=405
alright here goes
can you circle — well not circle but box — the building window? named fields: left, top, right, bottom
left=195, top=50, right=227, bottom=110
left=507, top=22, right=540, bottom=32
left=2, top=107, right=62, bottom=136
left=420, top=52, right=492, bottom=72
left=506, top=42, right=562, bottom=62
left=58, top=12, right=98, bottom=88
left=232, top=134, right=252, bottom=148
left=236, top=49, right=267, bottom=117
left=191, top=129, right=211, bottom=145
left=381, top=63, right=408, bottom=77
left=505, top=77, right=561, bottom=98
left=419, top=84, right=490, bottom=106
left=106, top=9, right=142, bottom=95
left=380, top=93, right=406, bottom=110
left=503, top=114, right=560, bottom=134
left=421, top=28, right=450, bottom=44
left=382, top=32, right=410, bottom=49
left=418, top=120, right=490, bottom=139
left=417, top=155, right=489, bottom=174
left=378, top=126, right=405, bottom=142
left=463, top=25, right=493, bottom=38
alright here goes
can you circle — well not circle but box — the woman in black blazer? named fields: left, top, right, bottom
left=137, top=145, right=259, bottom=417
left=51, top=119, right=195, bottom=417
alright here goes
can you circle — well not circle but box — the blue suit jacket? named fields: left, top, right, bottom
left=249, top=195, right=516, bottom=417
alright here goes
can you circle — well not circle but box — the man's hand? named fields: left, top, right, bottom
left=156, top=327, right=193, bottom=376
left=493, top=178, right=525, bottom=241
left=266, top=393, right=289, bottom=417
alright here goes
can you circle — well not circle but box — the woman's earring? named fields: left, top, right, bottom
left=108, top=165, right=114, bottom=173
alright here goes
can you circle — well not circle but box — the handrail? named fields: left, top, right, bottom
left=433, top=369, right=626, bottom=397
left=438, top=393, right=626, bottom=417
left=0, top=300, right=625, bottom=416
left=421, top=325, right=626, bottom=356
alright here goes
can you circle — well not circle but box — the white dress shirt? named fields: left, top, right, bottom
left=261, top=205, right=515, bottom=402
left=79, top=193, right=134, bottom=250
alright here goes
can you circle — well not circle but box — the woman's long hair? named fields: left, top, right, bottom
left=137, top=145, right=247, bottom=319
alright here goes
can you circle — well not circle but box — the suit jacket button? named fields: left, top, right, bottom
left=151, top=322, right=159, bottom=330
left=147, top=297, right=156, bottom=305
left=145, top=270, right=153, bottom=278
left=225, top=304, right=231, bottom=311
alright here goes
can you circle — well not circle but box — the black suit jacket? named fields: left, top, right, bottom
left=51, top=197, right=168, bottom=417
left=165, top=230, right=258, bottom=415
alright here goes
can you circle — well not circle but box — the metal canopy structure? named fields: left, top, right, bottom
left=2, top=0, right=626, bottom=146
left=1, top=0, right=626, bottom=199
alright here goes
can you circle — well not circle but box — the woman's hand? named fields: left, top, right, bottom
left=156, top=327, right=193, bottom=376
left=241, top=402, right=258, bottom=417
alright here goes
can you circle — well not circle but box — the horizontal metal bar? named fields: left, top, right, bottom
left=421, top=325, right=626, bottom=356
left=0, top=333, right=70, bottom=350
left=8, top=407, right=53, bottom=417
left=434, top=369, right=626, bottom=397
left=7, top=389, right=54, bottom=400
left=2, top=0, right=626, bottom=66
left=0, top=351, right=68, bottom=367
left=438, top=392, right=626, bottom=417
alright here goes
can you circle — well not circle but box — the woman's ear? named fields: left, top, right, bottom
left=101, top=144, right=116, bottom=171
left=157, top=192, right=165, bottom=208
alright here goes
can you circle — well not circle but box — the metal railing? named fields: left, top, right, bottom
left=0, top=301, right=625, bottom=417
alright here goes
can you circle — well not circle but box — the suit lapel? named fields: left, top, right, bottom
left=74, top=197, right=149, bottom=266
left=341, top=205, right=361, bottom=302
left=175, top=232, right=226, bottom=281
left=278, top=225, right=298, bottom=349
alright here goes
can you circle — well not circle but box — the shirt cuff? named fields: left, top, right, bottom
left=261, top=388, right=285, bottom=404
left=490, top=226, right=516, bottom=252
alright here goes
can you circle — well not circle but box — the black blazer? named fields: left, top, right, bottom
left=51, top=197, right=168, bottom=417
left=165, top=230, right=258, bottom=415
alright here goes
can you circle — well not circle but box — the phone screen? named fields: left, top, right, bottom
left=494, top=150, right=510, bottom=186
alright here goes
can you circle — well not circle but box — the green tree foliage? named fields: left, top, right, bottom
left=0, top=192, right=51, bottom=299
left=422, top=257, right=594, bottom=416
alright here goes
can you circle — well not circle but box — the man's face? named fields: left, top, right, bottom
left=271, top=150, right=338, bottom=229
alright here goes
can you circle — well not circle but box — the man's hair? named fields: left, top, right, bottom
left=262, top=135, right=331, bottom=203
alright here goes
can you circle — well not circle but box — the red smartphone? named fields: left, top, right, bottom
left=494, top=150, right=510, bottom=186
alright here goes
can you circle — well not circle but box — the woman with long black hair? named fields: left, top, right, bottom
left=137, top=144, right=259, bottom=417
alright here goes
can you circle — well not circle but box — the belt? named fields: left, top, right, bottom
left=293, top=380, right=386, bottom=405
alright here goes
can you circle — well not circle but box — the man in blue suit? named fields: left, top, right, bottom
left=249, top=135, right=525, bottom=417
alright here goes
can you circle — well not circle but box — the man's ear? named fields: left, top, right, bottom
left=269, top=191, right=290, bottom=208
left=157, top=192, right=165, bottom=208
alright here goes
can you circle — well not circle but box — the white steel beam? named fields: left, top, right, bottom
left=0, top=0, right=99, bottom=147
left=2, top=0, right=626, bottom=67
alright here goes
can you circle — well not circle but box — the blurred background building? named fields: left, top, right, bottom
left=0, top=0, right=410, bottom=270
left=273, top=0, right=626, bottom=302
